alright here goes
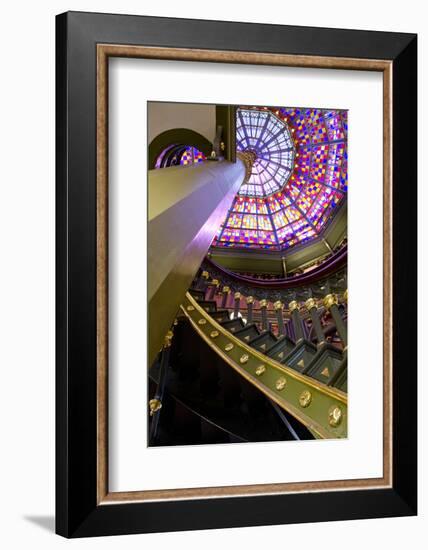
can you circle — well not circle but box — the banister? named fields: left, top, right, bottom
left=181, top=291, right=347, bottom=439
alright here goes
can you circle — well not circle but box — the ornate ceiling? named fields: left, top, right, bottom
left=213, top=106, right=347, bottom=251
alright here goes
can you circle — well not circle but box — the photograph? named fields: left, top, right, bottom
left=50, top=8, right=418, bottom=539
left=0, top=0, right=422, bottom=546
left=148, top=102, right=348, bottom=446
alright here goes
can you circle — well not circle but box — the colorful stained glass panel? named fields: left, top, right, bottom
left=212, top=106, right=347, bottom=250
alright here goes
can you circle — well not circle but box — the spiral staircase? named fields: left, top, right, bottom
left=149, top=261, right=348, bottom=446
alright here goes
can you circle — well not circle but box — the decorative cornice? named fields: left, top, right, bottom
left=204, top=246, right=347, bottom=289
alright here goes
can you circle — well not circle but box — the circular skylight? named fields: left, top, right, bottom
left=214, top=106, right=348, bottom=251
left=236, top=108, right=295, bottom=197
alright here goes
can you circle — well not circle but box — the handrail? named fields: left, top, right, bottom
left=205, top=245, right=347, bottom=289
left=181, top=292, right=347, bottom=439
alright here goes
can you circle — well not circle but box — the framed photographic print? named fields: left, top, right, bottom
left=56, top=11, right=417, bottom=537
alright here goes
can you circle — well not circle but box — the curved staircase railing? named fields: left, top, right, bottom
left=149, top=256, right=348, bottom=444
left=180, top=291, right=347, bottom=439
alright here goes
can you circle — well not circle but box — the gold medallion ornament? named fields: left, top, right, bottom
left=198, top=318, right=207, bottom=325
left=246, top=295, right=254, bottom=304
left=163, top=330, right=174, bottom=348
left=299, top=390, right=312, bottom=408
left=259, top=299, right=268, bottom=308
left=273, top=300, right=283, bottom=311
left=323, top=293, right=338, bottom=310
left=223, top=286, right=230, bottom=294
left=201, top=271, right=210, bottom=279
left=255, top=365, right=266, bottom=376
left=289, top=300, right=299, bottom=312
left=275, top=377, right=287, bottom=391
left=328, top=406, right=343, bottom=427
left=149, top=398, right=162, bottom=416
left=234, top=292, right=241, bottom=300
left=210, top=330, right=219, bottom=339
left=240, top=354, right=249, bottom=364
left=225, top=343, right=234, bottom=352
left=305, top=297, right=316, bottom=311
left=187, top=305, right=195, bottom=311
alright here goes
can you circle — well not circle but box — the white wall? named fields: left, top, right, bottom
left=0, top=1, right=425, bottom=548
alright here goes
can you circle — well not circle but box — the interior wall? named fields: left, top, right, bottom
left=148, top=101, right=216, bottom=144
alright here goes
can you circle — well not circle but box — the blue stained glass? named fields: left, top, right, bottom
left=237, top=108, right=295, bottom=197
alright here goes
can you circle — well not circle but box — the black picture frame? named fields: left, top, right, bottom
left=56, top=11, right=417, bottom=538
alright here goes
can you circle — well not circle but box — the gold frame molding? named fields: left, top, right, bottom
left=96, top=44, right=392, bottom=505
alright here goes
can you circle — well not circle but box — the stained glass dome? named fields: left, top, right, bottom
left=236, top=109, right=295, bottom=196
left=213, top=106, right=347, bottom=251
left=155, top=144, right=206, bottom=168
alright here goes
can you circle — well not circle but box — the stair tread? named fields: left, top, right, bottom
left=189, top=288, right=206, bottom=299
left=220, top=318, right=246, bottom=334
left=234, top=324, right=261, bottom=343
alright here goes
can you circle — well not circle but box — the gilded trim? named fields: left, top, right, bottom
left=98, top=44, right=391, bottom=72
left=185, top=292, right=347, bottom=404
left=382, top=62, right=393, bottom=487
left=181, top=301, right=337, bottom=439
left=96, top=44, right=108, bottom=505
left=96, top=43, right=393, bottom=504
